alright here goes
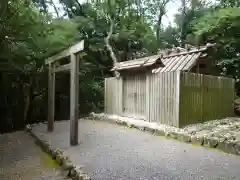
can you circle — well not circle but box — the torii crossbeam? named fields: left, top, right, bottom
left=45, top=40, right=84, bottom=146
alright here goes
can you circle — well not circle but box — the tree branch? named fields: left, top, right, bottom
left=48, top=0, right=60, bottom=17
left=104, top=16, right=119, bottom=77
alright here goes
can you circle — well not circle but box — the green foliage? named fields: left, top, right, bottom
left=192, top=7, right=240, bottom=78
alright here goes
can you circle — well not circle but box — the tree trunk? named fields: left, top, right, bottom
left=180, top=0, right=187, bottom=46
left=156, top=11, right=164, bottom=48
left=104, top=17, right=120, bottom=78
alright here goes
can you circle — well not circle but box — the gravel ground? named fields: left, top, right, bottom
left=0, top=131, right=70, bottom=180
left=33, top=119, right=240, bottom=180
left=183, top=118, right=240, bottom=140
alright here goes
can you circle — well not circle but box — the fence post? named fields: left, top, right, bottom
left=47, top=63, right=55, bottom=132
left=146, top=74, right=150, bottom=122
left=175, top=71, right=181, bottom=127
left=104, top=78, right=107, bottom=114
left=118, top=77, right=123, bottom=115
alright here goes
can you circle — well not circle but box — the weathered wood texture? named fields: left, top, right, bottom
left=70, top=54, right=79, bottom=145
left=47, top=63, right=55, bottom=132
left=179, top=72, right=235, bottom=127
left=45, top=40, right=84, bottom=65
left=45, top=40, right=85, bottom=146
left=104, top=77, right=123, bottom=115
left=122, top=75, right=146, bottom=119
left=148, top=72, right=179, bottom=127
left=104, top=72, right=234, bottom=127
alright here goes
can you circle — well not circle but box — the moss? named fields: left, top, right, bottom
left=42, top=151, right=60, bottom=169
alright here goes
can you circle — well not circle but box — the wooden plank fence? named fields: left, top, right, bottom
left=179, top=72, right=235, bottom=127
left=104, top=72, right=235, bottom=127
left=148, top=71, right=179, bottom=127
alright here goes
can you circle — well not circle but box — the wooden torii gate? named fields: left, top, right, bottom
left=45, top=40, right=84, bottom=146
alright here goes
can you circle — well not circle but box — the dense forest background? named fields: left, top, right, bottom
left=0, top=0, right=239, bottom=133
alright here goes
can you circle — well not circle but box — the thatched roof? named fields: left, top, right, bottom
left=111, top=43, right=215, bottom=73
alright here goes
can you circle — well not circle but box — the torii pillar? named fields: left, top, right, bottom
left=45, top=40, right=84, bottom=146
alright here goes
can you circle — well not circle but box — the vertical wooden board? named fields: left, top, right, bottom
left=173, top=72, right=177, bottom=126
left=132, top=76, right=135, bottom=116
left=168, top=72, right=171, bottom=125
left=189, top=73, right=194, bottom=124
left=127, top=77, right=130, bottom=115
left=231, top=78, right=235, bottom=116
left=112, top=78, right=115, bottom=114
left=137, top=76, right=140, bottom=116
left=158, top=73, right=161, bottom=123
left=192, top=73, right=196, bottom=123
left=169, top=72, right=174, bottom=126
left=160, top=73, right=165, bottom=124
left=190, top=73, right=194, bottom=124
left=104, top=78, right=107, bottom=114
left=149, top=75, right=152, bottom=122
left=128, top=77, right=132, bottom=115
left=48, top=63, right=55, bottom=132
left=159, top=73, right=162, bottom=124
left=151, top=74, right=155, bottom=122
left=154, top=74, right=157, bottom=123
left=214, top=77, right=219, bottom=118
left=185, top=73, right=189, bottom=125
left=213, top=77, right=216, bottom=118
left=162, top=73, right=166, bottom=125
left=146, top=74, right=150, bottom=121
left=178, top=72, right=183, bottom=127
left=138, top=76, right=140, bottom=116
left=163, top=73, right=167, bottom=125
left=170, top=72, right=173, bottom=126
left=104, top=78, right=106, bottom=113
left=109, top=78, right=113, bottom=114
left=109, top=78, right=112, bottom=114
left=137, top=76, right=139, bottom=116
left=143, top=75, right=146, bottom=118
left=119, top=77, right=123, bottom=115
left=202, top=75, right=207, bottom=121
left=155, top=74, right=159, bottom=123
left=134, top=76, right=137, bottom=117
left=113, top=78, right=116, bottom=114
left=221, top=78, right=226, bottom=117
left=175, top=71, right=180, bottom=127
left=166, top=72, right=170, bottom=125
left=203, top=75, right=209, bottom=121
left=155, top=74, right=158, bottom=122
left=123, top=77, right=126, bottom=114
left=107, top=78, right=109, bottom=114
left=196, top=74, right=202, bottom=124
left=218, top=77, right=222, bottom=118
left=153, top=74, right=156, bottom=122
left=140, top=75, right=144, bottom=118
left=115, top=78, right=117, bottom=114
left=169, top=72, right=173, bottom=126
left=183, top=73, right=189, bottom=126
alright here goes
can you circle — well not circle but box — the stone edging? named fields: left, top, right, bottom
left=88, top=113, right=240, bottom=156
left=25, top=124, right=91, bottom=180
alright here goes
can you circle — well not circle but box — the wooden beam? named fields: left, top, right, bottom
left=47, top=63, right=55, bottom=132
left=70, top=53, right=79, bottom=146
left=53, top=63, right=70, bottom=73
left=45, top=40, right=84, bottom=65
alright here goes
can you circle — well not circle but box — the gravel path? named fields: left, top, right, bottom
left=33, top=120, right=240, bottom=180
left=0, top=131, right=70, bottom=180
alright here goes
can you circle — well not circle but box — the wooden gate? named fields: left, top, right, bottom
left=122, top=75, right=146, bottom=119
